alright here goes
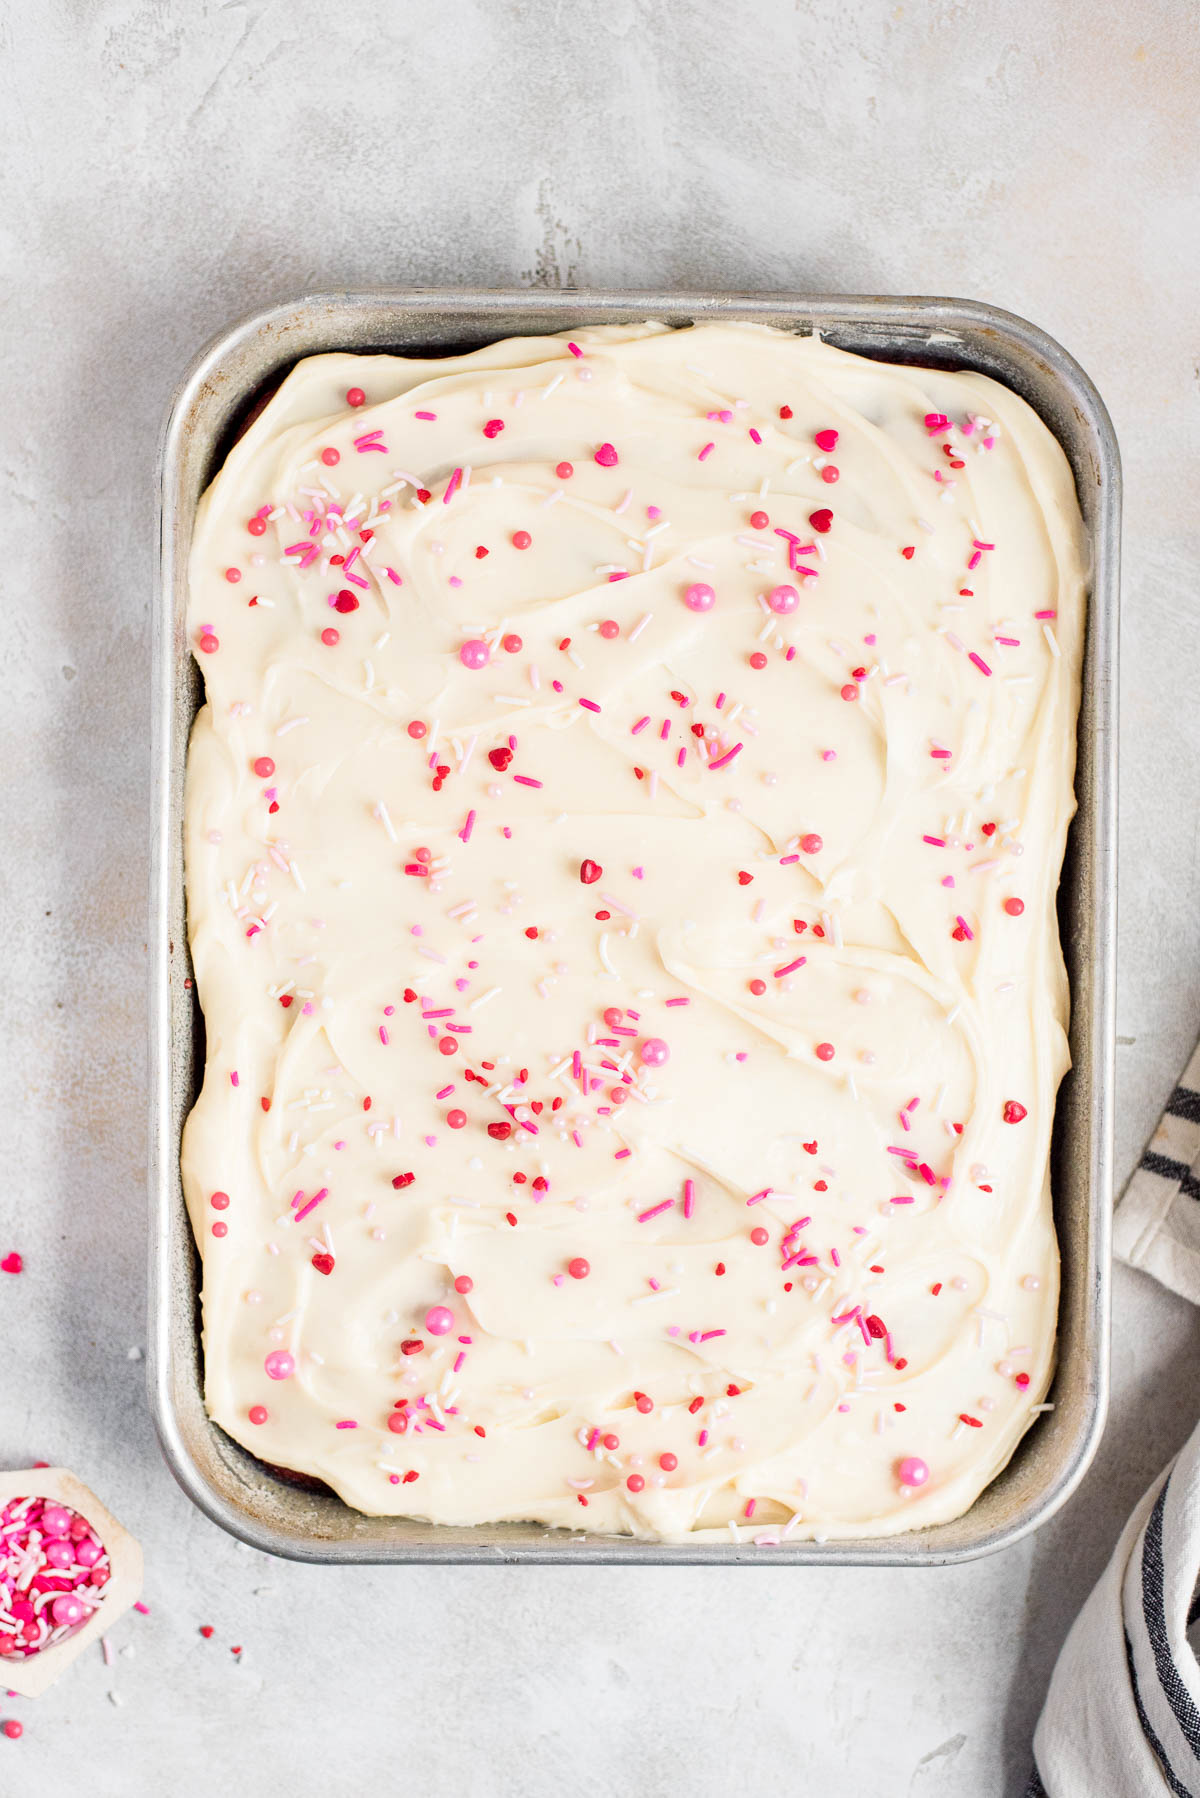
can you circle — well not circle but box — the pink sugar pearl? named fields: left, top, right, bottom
left=767, top=584, right=800, bottom=615
left=459, top=639, right=490, bottom=670
left=425, top=1305, right=454, bottom=1335
left=74, top=1537, right=102, bottom=1568
left=264, top=1350, right=295, bottom=1380
left=40, top=1506, right=72, bottom=1538
left=897, top=1455, right=929, bottom=1488
left=44, top=1539, right=74, bottom=1569
left=683, top=582, right=715, bottom=612
left=248, top=1405, right=269, bottom=1425
left=50, top=1595, right=87, bottom=1629
left=639, top=1037, right=670, bottom=1068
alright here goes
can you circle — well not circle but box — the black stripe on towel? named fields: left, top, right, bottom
left=1181, top=1171, right=1200, bottom=1205
left=1125, top=1629, right=1196, bottom=1798
left=1023, top=1766, right=1049, bottom=1797
left=1166, top=1086, right=1200, bottom=1125
left=1142, top=1150, right=1193, bottom=1186
left=1142, top=1480, right=1200, bottom=1759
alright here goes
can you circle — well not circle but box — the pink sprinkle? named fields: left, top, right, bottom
left=707, top=743, right=743, bottom=772
left=923, top=835, right=947, bottom=847
left=512, top=775, right=543, bottom=788
left=699, top=1329, right=726, bottom=1341
left=1034, top=609, right=1057, bottom=620
left=955, top=915, right=975, bottom=940
left=779, top=853, right=800, bottom=866
left=972, top=540, right=995, bottom=552
left=748, top=428, right=762, bottom=445
left=683, top=1179, right=695, bottom=1218
left=967, top=551, right=982, bottom=571
left=637, top=1199, right=675, bottom=1223
left=443, top=468, right=463, bottom=504
left=773, top=956, right=806, bottom=978
left=134, top=1602, right=150, bottom=1616
left=578, top=698, right=601, bottom=714
left=890, top=1195, right=915, bottom=1205
left=995, top=636, right=1021, bottom=647
left=631, top=716, right=650, bottom=735
left=747, top=1188, right=772, bottom=1206
left=229, top=1070, right=239, bottom=1087
left=664, top=997, right=690, bottom=1007
left=968, top=652, right=992, bottom=676
left=378, top=1025, right=390, bottom=1046
left=614, top=1148, right=631, bottom=1161
left=415, top=410, right=437, bottom=421
left=567, top=341, right=583, bottom=358
left=293, top=1187, right=329, bottom=1222
left=384, top=566, right=403, bottom=585
left=335, top=1420, right=358, bottom=1430
left=435, top=1084, right=455, bottom=1101
left=698, top=442, right=715, bottom=462
left=459, top=809, right=476, bottom=843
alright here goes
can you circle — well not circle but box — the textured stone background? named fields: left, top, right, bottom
left=1, top=2, right=1198, bottom=1792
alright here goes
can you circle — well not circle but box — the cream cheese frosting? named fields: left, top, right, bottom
left=182, top=322, right=1086, bottom=1542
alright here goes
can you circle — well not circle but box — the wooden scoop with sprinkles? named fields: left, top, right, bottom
left=0, top=1468, right=142, bottom=1697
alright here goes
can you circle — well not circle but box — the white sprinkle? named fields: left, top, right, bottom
left=275, top=716, right=309, bottom=737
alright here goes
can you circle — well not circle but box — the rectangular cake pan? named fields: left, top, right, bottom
left=151, top=290, right=1119, bottom=1564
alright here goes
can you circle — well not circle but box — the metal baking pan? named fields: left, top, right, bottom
left=151, top=290, right=1119, bottom=1563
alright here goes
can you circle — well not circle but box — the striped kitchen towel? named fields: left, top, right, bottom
left=1030, top=1036, right=1200, bottom=1796
left=1114, top=1038, right=1200, bottom=1301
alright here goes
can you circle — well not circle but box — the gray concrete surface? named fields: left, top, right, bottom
left=1, top=1, right=1198, bottom=1792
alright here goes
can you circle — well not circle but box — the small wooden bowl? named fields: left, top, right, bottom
left=0, top=1469, right=143, bottom=1697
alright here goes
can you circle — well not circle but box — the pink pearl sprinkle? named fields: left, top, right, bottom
left=425, top=1305, right=454, bottom=1336
left=41, top=1506, right=72, bottom=1537
left=459, top=639, right=490, bottom=670
left=320, top=627, right=340, bottom=646
left=599, top=619, right=620, bottom=639
left=50, top=1595, right=87, bottom=1629
left=767, top=584, right=800, bottom=615
left=800, top=832, right=823, bottom=855
left=639, top=1037, right=670, bottom=1067
left=815, top=1042, right=835, bottom=1062
left=249, top=1405, right=268, bottom=1424
left=264, top=1350, right=294, bottom=1381
left=683, top=582, right=716, bottom=612
left=320, top=447, right=340, bottom=466
left=502, top=633, right=523, bottom=654
left=897, top=1456, right=929, bottom=1488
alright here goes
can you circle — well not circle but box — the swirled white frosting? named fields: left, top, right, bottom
left=183, top=322, right=1085, bottom=1542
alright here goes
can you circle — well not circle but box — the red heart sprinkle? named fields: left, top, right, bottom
left=199, top=1626, right=214, bottom=1639
left=1003, top=1100, right=1028, bottom=1124
left=311, top=1253, right=334, bottom=1276
left=1, top=1252, right=21, bottom=1275
left=737, top=871, right=753, bottom=886
left=814, top=429, right=839, bottom=452
left=901, top=545, right=915, bottom=559
left=482, top=419, right=505, bottom=438
left=488, top=747, right=513, bottom=771
left=808, top=508, right=833, bottom=533
left=579, top=859, right=602, bottom=885
left=487, top=1122, right=512, bottom=1141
